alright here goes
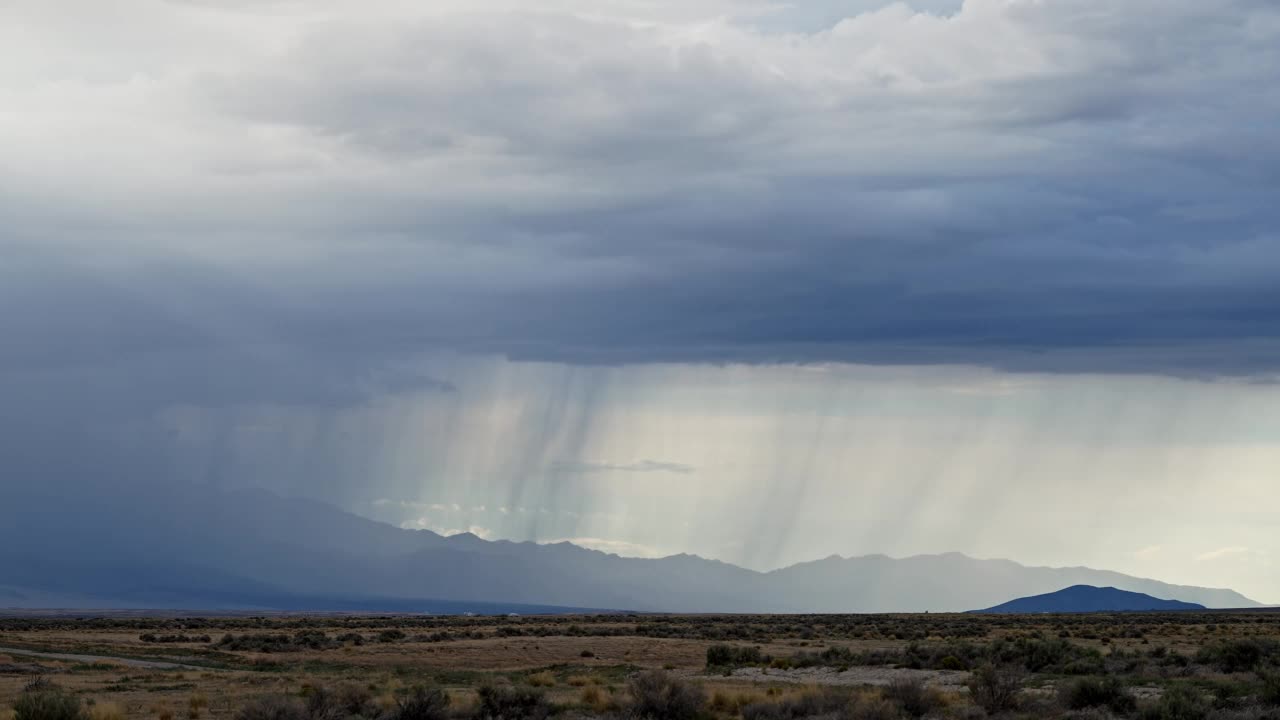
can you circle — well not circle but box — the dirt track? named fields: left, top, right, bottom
left=0, top=646, right=212, bottom=671
left=698, top=666, right=972, bottom=692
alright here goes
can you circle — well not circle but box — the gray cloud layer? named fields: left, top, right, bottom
left=4, top=0, right=1280, bottom=388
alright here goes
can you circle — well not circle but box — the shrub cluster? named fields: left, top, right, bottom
left=626, top=669, right=705, bottom=720
left=1061, top=676, right=1137, bottom=715
left=12, top=681, right=83, bottom=720
left=1195, top=639, right=1280, bottom=674
left=139, top=633, right=212, bottom=644
left=967, top=664, right=1024, bottom=715
left=714, top=634, right=1108, bottom=677
left=217, top=632, right=343, bottom=653
left=707, top=645, right=766, bottom=668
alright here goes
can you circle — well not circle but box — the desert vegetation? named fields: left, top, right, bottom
left=2, top=612, right=1279, bottom=719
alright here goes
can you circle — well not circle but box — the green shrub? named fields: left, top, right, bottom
left=1062, top=676, right=1137, bottom=715
left=1196, top=640, right=1280, bottom=674
left=626, top=669, right=706, bottom=720
left=385, top=687, right=449, bottom=720
left=218, top=632, right=340, bottom=653
left=1139, top=685, right=1210, bottom=720
left=706, top=644, right=764, bottom=668
left=1260, top=673, right=1280, bottom=708
left=991, top=636, right=1103, bottom=674
left=883, top=678, right=942, bottom=718
left=377, top=629, right=406, bottom=643
left=305, top=684, right=377, bottom=719
left=967, top=664, right=1023, bottom=715
left=475, top=685, right=551, bottom=720
left=14, top=690, right=83, bottom=720
left=233, top=696, right=307, bottom=720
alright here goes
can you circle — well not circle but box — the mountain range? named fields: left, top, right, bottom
left=0, top=481, right=1261, bottom=613
left=974, top=585, right=1207, bottom=614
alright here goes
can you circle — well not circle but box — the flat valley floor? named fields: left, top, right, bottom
left=2, top=611, right=1279, bottom=719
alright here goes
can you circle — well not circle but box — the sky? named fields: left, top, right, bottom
left=3, top=0, right=1279, bottom=602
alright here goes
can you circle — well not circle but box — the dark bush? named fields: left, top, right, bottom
left=1197, top=640, right=1280, bottom=674
left=233, top=696, right=308, bottom=720
left=967, top=664, right=1023, bottom=715
left=883, top=678, right=942, bottom=718
left=1260, top=673, right=1280, bottom=708
left=475, top=684, right=552, bottom=720
left=139, top=633, right=211, bottom=643
left=845, top=701, right=905, bottom=720
left=22, top=678, right=56, bottom=694
left=386, top=687, right=450, bottom=720
left=1062, top=676, right=1137, bottom=715
left=626, top=669, right=706, bottom=720
left=306, top=684, right=377, bottom=719
left=377, top=629, right=407, bottom=643
left=706, top=644, right=764, bottom=668
left=14, top=688, right=84, bottom=720
left=990, top=636, right=1102, bottom=674
left=1138, top=685, right=1210, bottom=720
left=218, top=631, right=340, bottom=653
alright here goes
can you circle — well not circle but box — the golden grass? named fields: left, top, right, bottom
left=578, top=685, right=617, bottom=714
left=1, top=706, right=16, bottom=720
left=188, top=692, right=208, bottom=711
left=565, top=674, right=597, bottom=687
left=526, top=671, right=557, bottom=688
left=86, top=701, right=127, bottom=720
left=709, top=689, right=766, bottom=713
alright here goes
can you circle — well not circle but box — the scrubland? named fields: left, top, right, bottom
left=2, top=612, right=1279, bottom=719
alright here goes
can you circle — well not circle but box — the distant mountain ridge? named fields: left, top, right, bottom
left=974, top=585, right=1207, bottom=614
left=0, top=481, right=1262, bottom=613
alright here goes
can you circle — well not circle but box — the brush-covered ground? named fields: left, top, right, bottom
left=2, top=612, right=1279, bottom=719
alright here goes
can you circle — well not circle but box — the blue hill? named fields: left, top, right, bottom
left=974, top=585, right=1206, bottom=613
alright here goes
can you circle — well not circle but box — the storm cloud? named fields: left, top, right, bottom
left=4, top=0, right=1280, bottom=383
left=3, top=0, right=1280, bottom=601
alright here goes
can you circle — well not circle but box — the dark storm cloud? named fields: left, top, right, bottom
left=3, top=0, right=1280, bottom=404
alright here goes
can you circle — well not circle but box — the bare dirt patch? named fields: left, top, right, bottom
left=701, top=665, right=971, bottom=692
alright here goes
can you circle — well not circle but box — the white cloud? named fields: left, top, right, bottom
left=1133, top=545, right=1164, bottom=560
left=1195, top=547, right=1263, bottom=563
left=546, top=537, right=667, bottom=558
left=399, top=518, right=494, bottom=539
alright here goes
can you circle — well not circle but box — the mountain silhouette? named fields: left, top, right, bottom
left=974, top=585, right=1207, bottom=613
left=0, top=482, right=1261, bottom=613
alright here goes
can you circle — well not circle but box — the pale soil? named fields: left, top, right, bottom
left=698, top=665, right=973, bottom=692
left=0, top=647, right=210, bottom=671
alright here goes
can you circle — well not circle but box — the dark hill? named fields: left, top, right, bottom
left=974, top=585, right=1206, bottom=613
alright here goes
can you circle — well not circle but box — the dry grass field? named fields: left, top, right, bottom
left=2, top=612, right=1278, bottom=719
